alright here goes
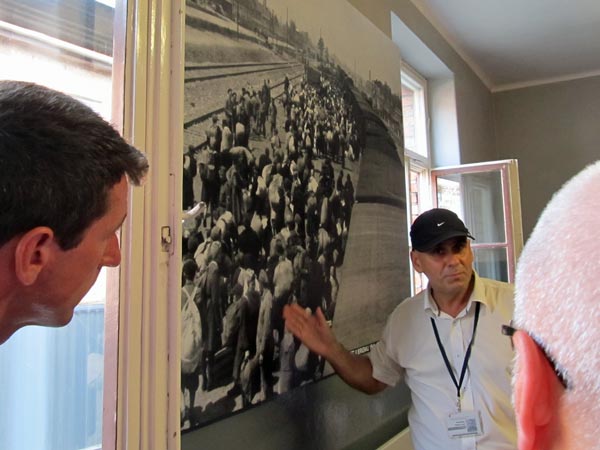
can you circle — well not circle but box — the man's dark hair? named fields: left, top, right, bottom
left=0, top=81, right=149, bottom=249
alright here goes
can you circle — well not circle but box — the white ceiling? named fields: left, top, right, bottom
left=409, top=0, right=600, bottom=91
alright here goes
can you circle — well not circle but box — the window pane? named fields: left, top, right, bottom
left=472, top=247, right=509, bottom=282
left=436, top=171, right=506, bottom=244
left=432, top=160, right=522, bottom=283
left=409, top=168, right=422, bottom=222
left=0, top=1, right=116, bottom=449
left=401, top=84, right=416, bottom=151
left=407, top=165, right=430, bottom=294
left=401, top=68, right=427, bottom=160
left=0, top=307, right=105, bottom=450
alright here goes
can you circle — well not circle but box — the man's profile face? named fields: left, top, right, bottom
left=33, top=176, right=128, bottom=326
left=412, top=237, right=474, bottom=297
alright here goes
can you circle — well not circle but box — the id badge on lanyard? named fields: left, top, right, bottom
left=431, top=302, right=484, bottom=439
left=446, top=411, right=483, bottom=439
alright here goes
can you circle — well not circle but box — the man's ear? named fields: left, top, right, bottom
left=410, top=250, right=423, bottom=273
left=14, top=227, right=55, bottom=286
left=513, top=330, right=561, bottom=450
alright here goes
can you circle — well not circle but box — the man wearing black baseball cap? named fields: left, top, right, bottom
left=410, top=208, right=475, bottom=252
left=284, top=208, right=516, bottom=450
left=408, top=208, right=478, bottom=318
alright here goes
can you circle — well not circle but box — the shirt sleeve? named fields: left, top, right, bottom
left=368, top=313, right=405, bottom=386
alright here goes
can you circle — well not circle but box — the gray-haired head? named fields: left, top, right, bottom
left=514, top=160, right=600, bottom=445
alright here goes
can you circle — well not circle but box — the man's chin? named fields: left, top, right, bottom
left=54, top=308, right=76, bottom=327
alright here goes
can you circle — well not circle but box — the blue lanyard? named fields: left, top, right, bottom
left=430, top=301, right=481, bottom=404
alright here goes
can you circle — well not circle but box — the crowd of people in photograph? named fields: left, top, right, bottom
left=180, top=69, right=362, bottom=427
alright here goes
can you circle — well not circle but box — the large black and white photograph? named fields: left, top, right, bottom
left=180, top=0, right=410, bottom=431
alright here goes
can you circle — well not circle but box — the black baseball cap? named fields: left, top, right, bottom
left=410, top=208, right=474, bottom=252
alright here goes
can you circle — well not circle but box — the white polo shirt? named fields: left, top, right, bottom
left=369, top=273, right=517, bottom=450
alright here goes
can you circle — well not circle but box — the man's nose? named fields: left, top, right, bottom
left=102, top=234, right=122, bottom=267
left=444, top=250, right=460, bottom=265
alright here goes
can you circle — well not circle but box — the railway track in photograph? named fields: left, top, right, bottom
left=183, top=61, right=304, bottom=146
left=184, top=61, right=298, bottom=83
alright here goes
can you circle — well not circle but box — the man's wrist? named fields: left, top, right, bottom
left=324, top=339, right=346, bottom=362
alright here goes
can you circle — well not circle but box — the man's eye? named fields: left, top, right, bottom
left=453, top=242, right=466, bottom=253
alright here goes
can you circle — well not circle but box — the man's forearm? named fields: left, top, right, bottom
left=324, top=341, right=387, bottom=395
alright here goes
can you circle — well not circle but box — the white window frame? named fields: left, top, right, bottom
left=401, top=63, right=432, bottom=295
left=109, top=0, right=184, bottom=449
left=401, top=62, right=430, bottom=163
left=404, top=157, right=432, bottom=295
left=431, top=160, right=524, bottom=283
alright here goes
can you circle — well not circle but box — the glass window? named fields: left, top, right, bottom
left=472, top=247, right=509, bottom=282
left=405, top=159, right=430, bottom=294
left=0, top=2, right=119, bottom=449
left=401, top=64, right=428, bottom=160
left=431, top=160, right=523, bottom=283
left=402, top=65, right=430, bottom=294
